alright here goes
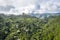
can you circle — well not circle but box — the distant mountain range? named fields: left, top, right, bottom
left=0, top=13, right=60, bottom=19
left=29, top=13, right=60, bottom=19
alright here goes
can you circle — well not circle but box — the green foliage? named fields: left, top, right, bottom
left=0, top=14, right=60, bottom=40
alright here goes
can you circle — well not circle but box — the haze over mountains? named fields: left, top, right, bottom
left=0, top=0, right=60, bottom=15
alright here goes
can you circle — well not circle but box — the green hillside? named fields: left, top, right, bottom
left=0, top=14, right=60, bottom=40
left=42, top=16, right=60, bottom=40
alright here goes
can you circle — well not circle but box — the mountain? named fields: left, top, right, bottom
left=29, top=13, right=60, bottom=19
left=0, top=12, right=60, bottom=40
left=42, top=16, right=60, bottom=40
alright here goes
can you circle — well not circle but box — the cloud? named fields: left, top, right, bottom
left=33, top=0, right=60, bottom=13
left=0, top=5, right=15, bottom=12
left=0, top=0, right=60, bottom=14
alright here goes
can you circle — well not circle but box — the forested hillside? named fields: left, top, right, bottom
left=0, top=14, right=60, bottom=40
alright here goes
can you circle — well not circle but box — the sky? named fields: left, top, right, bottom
left=0, top=0, right=60, bottom=15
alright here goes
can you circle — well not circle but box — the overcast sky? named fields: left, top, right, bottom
left=0, top=0, right=60, bottom=15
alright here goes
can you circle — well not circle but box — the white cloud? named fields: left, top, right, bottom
left=14, top=5, right=35, bottom=15
left=0, top=0, right=60, bottom=14
left=0, top=0, right=6, bottom=6
left=36, top=0, right=60, bottom=13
